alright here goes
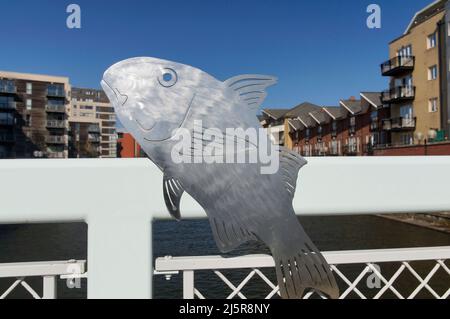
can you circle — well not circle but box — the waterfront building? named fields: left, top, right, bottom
left=0, top=71, right=70, bottom=159
left=380, top=0, right=450, bottom=145
left=117, top=129, right=145, bottom=158
left=69, top=88, right=117, bottom=158
left=260, top=109, right=289, bottom=146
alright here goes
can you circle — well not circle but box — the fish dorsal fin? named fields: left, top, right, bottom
left=279, top=148, right=308, bottom=198
left=224, top=75, right=277, bottom=109
left=163, top=174, right=185, bottom=221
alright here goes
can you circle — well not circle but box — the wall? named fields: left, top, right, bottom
left=389, top=11, right=445, bottom=143
left=374, top=141, right=450, bottom=156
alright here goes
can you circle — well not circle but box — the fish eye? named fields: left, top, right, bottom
left=158, top=68, right=178, bottom=88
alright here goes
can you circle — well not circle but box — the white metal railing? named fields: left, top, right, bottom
left=0, top=260, right=86, bottom=299
left=1, top=158, right=450, bottom=298
left=155, top=247, right=450, bottom=299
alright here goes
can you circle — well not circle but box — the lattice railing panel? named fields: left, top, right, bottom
left=186, top=259, right=450, bottom=299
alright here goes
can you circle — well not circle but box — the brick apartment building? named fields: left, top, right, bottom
left=270, top=0, right=450, bottom=157
left=116, top=130, right=145, bottom=158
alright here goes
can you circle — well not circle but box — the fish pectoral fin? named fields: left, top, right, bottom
left=208, top=214, right=256, bottom=254
left=224, top=74, right=277, bottom=109
left=280, top=148, right=308, bottom=199
left=163, top=175, right=185, bottom=221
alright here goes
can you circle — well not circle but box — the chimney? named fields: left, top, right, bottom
left=349, top=96, right=356, bottom=101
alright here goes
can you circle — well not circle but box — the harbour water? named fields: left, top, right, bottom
left=0, top=216, right=449, bottom=299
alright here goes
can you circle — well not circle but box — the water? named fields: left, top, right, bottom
left=0, top=216, right=449, bottom=299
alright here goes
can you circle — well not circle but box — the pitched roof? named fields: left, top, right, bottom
left=322, top=106, right=346, bottom=120
left=309, top=109, right=331, bottom=125
left=262, top=108, right=289, bottom=120
left=284, top=102, right=321, bottom=118
left=405, top=0, right=446, bottom=34
left=287, top=119, right=305, bottom=132
left=340, top=99, right=362, bottom=115
left=360, top=92, right=383, bottom=109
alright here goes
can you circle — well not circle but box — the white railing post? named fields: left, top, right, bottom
left=87, top=217, right=152, bottom=299
left=183, top=270, right=195, bottom=299
left=42, top=276, right=57, bottom=299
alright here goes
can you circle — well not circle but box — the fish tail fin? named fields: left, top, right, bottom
left=270, top=223, right=339, bottom=299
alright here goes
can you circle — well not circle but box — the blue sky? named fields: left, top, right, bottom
left=0, top=0, right=433, bottom=109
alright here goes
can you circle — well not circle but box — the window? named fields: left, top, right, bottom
left=397, top=45, right=412, bottom=57
left=429, top=98, right=438, bottom=113
left=332, top=121, right=337, bottom=131
left=350, top=117, right=356, bottom=126
left=400, top=105, right=413, bottom=119
left=428, top=65, right=438, bottom=80
left=427, top=32, right=437, bottom=49
left=26, top=83, right=32, bottom=94
left=25, top=114, right=31, bottom=126
left=26, top=99, right=32, bottom=110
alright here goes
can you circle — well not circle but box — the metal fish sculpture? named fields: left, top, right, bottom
left=101, top=57, right=339, bottom=299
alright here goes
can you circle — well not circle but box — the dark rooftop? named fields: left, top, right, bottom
left=262, top=109, right=289, bottom=120
left=323, top=106, right=346, bottom=120
left=340, top=99, right=362, bottom=115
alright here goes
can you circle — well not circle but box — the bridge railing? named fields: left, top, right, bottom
left=155, top=247, right=450, bottom=299
left=0, top=157, right=450, bottom=298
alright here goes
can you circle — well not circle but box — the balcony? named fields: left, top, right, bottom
left=344, top=144, right=358, bottom=156
left=88, top=126, right=100, bottom=133
left=0, top=158, right=449, bottom=298
left=381, top=86, right=415, bottom=104
left=0, top=118, right=14, bottom=126
left=0, top=102, right=16, bottom=111
left=381, top=56, right=415, bottom=77
left=0, top=133, right=15, bottom=143
left=0, top=81, right=16, bottom=94
left=382, top=117, right=416, bottom=132
left=45, top=104, right=66, bottom=113
left=46, top=135, right=65, bottom=144
left=46, top=88, right=65, bottom=98
left=370, top=121, right=379, bottom=131
left=46, top=120, right=66, bottom=129
left=47, top=152, right=65, bottom=158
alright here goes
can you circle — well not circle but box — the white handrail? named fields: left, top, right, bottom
left=0, top=157, right=450, bottom=298
left=156, top=247, right=450, bottom=271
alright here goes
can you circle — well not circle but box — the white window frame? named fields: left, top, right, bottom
left=427, top=32, right=437, bottom=49
left=26, top=83, right=32, bottom=95
left=428, top=65, right=438, bottom=80
left=26, top=99, right=32, bottom=110
left=429, top=98, right=438, bottom=113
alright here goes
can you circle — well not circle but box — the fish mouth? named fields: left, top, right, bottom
left=143, top=93, right=196, bottom=143
left=136, top=119, right=156, bottom=132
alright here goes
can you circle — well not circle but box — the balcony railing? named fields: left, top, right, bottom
left=381, top=56, right=415, bottom=77
left=344, top=144, right=358, bottom=156
left=46, top=88, right=65, bottom=98
left=47, top=152, right=65, bottom=158
left=0, top=82, right=16, bottom=94
left=45, top=105, right=66, bottom=113
left=0, top=158, right=450, bottom=298
left=381, top=86, right=415, bottom=104
left=0, top=102, right=16, bottom=110
left=382, top=117, right=416, bottom=131
left=46, top=136, right=65, bottom=144
left=88, top=135, right=101, bottom=143
left=370, top=121, right=379, bottom=131
left=0, top=133, right=15, bottom=143
left=46, top=120, right=66, bottom=129
left=0, top=118, right=14, bottom=126
left=88, top=126, right=100, bottom=133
